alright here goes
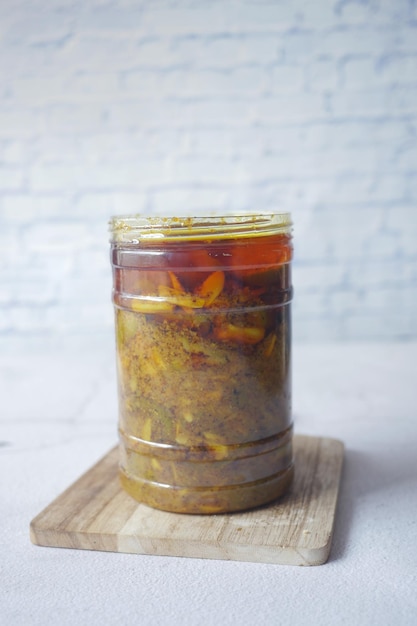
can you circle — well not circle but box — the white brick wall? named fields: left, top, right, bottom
left=1, top=0, right=416, bottom=342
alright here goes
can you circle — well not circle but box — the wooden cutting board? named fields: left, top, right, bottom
left=30, top=434, right=344, bottom=566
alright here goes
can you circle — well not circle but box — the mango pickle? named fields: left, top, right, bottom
left=110, top=214, right=294, bottom=514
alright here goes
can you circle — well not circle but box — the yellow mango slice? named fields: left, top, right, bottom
left=168, top=271, right=184, bottom=293
left=142, top=418, right=152, bottom=441
left=204, top=432, right=229, bottom=460
left=195, top=271, right=225, bottom=305
left=130, top=298, right=174, bottom=313
left=151, top=458, right=162, bottom=471
left=214, top=324, right=265, bottom=345
left=158, top=285, right=206, bottom=309
left=175, top=431, right=190, bottom=446
left=151, top=348, right=166, bottom=369
left=263, top=332, right=277, bottom=357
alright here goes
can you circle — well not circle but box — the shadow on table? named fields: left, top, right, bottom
left=329, top=441, right=417, bottom=561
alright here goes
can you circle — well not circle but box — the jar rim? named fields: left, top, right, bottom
left=109, top=213, right=292, bottom=243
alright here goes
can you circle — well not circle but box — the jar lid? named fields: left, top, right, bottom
left=109, top=213, right=292, bottom=243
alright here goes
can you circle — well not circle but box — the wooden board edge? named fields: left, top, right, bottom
left=30, top=526, right=333, bottom=566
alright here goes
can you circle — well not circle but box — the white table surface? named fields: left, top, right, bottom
left=1, top=336, right=416, bottom=626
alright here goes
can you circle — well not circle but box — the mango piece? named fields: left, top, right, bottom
left=169, top=271, right=185, bottom=293
left=151, top=348, right=166, bottom=369
left=142, top=418, right=152, bottom=441
left=263, top=332, right=277, bottom=357
left=214, top=324, right=265, bottom=345
left=130, top=298, right=174, bottom=314
left=158, top=285, right=206, bottom=309
left=195, top=271, right=225, bottom=306
left=204, top=432, right=229, bottom=460
left=116, top=309, right=140, bottom=344
left=151, top=458, right=162, bottom=471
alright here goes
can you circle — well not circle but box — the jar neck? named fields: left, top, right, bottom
left=109, top=213, right=292, bottom=244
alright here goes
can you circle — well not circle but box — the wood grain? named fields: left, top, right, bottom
left=30, top=434, right=344, bottom=566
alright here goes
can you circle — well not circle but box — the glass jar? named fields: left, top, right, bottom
left=110, top=214, right=294, bottom=514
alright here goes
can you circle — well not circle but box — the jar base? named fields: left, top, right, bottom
left=119, top=464, right=294, bottom=514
